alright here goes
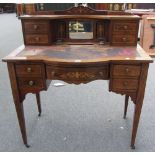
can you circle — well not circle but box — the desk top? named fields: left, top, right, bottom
left=3, top=44, right=152, bottom=64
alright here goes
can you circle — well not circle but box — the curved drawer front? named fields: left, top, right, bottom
left=46, top=66, right=109, bottom=84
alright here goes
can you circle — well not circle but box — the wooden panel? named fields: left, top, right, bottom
left=140, top=15, right=155, bottom=56
left=25, top=34, right=49, bottom=44
left=24, top=4, right=35, bottom=15
left=23, top=21, right=49, bottom=34
left=112, top=65, right=141, bottom=77
left=15, top=64, right=43, bottom=77
left=111, top=78, right=138, bottom=91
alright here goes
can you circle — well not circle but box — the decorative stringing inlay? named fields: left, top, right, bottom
left=59, top=72, right=95, bottom=79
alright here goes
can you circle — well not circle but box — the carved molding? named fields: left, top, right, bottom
left=55, top=6, right=107, bottom=15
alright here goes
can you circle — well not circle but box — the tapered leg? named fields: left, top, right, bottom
left=36, top=93, right=42, bottom=116
left=14, top=102, right=30, bottom=148
left=7, top=63, right=30, bottom=147
left=130, top=103, right=143, bottom=149
left=123, top=95, right=129, bottom=119
left=130, top=64, right=149, bottom=149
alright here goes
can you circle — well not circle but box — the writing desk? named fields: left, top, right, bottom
left=2, top=5, right=154, bottom=149
left=2, top=44, right=153, bottom=149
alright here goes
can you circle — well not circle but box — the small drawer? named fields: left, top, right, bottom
left=18, top=78, right=45, bottom=91
left=112, top=22, right=137, bottom=32
left=25, top=34, right=49, bottom=45
left=111, top=78, right=138, bottom=91
left=112, top=35, right=136, bottom=44
left=15, top=64, right=43, bottom=77
left=23, top=21, right=49, bottom=34
left=112, top=65, right=141, bottom=77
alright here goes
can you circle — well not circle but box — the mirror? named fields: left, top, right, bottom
left=69, top=21, right=93, bottom=39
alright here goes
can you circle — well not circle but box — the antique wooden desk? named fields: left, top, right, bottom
left=2, top=6, right=153, bottom=149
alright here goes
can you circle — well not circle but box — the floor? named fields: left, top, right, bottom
left=0, top=13, right=155, bottom=152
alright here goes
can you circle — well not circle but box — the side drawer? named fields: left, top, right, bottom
left=111, top=65, right=141, bottom=78
left=18, top=77, right=45, bottom=91
left=23, top=21, right=49, bottom=34
left=112, top=22, right=137, bottom=32
left=25, top=34, right=49, bottom=45
left=111, top=78, right=138, bottom=91
left=15, top=64, right=44, bottom=77
left=111, top=35, right=137, bottom=45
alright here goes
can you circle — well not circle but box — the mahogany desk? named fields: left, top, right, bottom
left=2, top=44, right=153, bottom=149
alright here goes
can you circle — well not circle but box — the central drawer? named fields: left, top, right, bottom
left=46, top=66, right=109, bottom=81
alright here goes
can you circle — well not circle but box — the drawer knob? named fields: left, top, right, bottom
left=124, top=25, right=128, bottom=29
left=99, top=71, right=103, bottom=76
left=27, top=67, right=32, bottom=73
left=123, top=81, right=128, bottom=87
left=34, top=25, right=38, bottom=30
left=122, top=37, right=127, bottom=41
left=125, top=68, right=129, bottom=73
left=28, top=81, right=34, bottom=86
left=51, top=71, right=55, bottom=76
left=35, top=37, right=40, bottom=41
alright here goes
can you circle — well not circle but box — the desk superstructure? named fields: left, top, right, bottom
left=2, top=6, right=153, bottom=149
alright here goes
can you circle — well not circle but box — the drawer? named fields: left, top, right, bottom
left=23, top=21, right=49, bottom=34
left=25, top=34, right=49, bottom=45
left=112, top=22, right=137, bottom=32
left=111, top=35, right=136, bottom=45
left=15, top=64, right=44, bottom=77
left=46, top=66, right=109, bottom=82
left=18, top=78, right=45, bottom=91
left=112, top=65, right=141, bottom=77
left=111, top=78, right=138, bottom=91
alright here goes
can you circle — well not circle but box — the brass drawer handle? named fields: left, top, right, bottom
left=27, top=67, right=32, bottom=73
left=124, top=25, right=128, bottom=30
left=123, top=81, right=128, bottom=87
left=35, top=37, right=40, bottom=41
left=34, top=25, right=38, bottom=30
left=28, top=80, right=34, bottom=86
